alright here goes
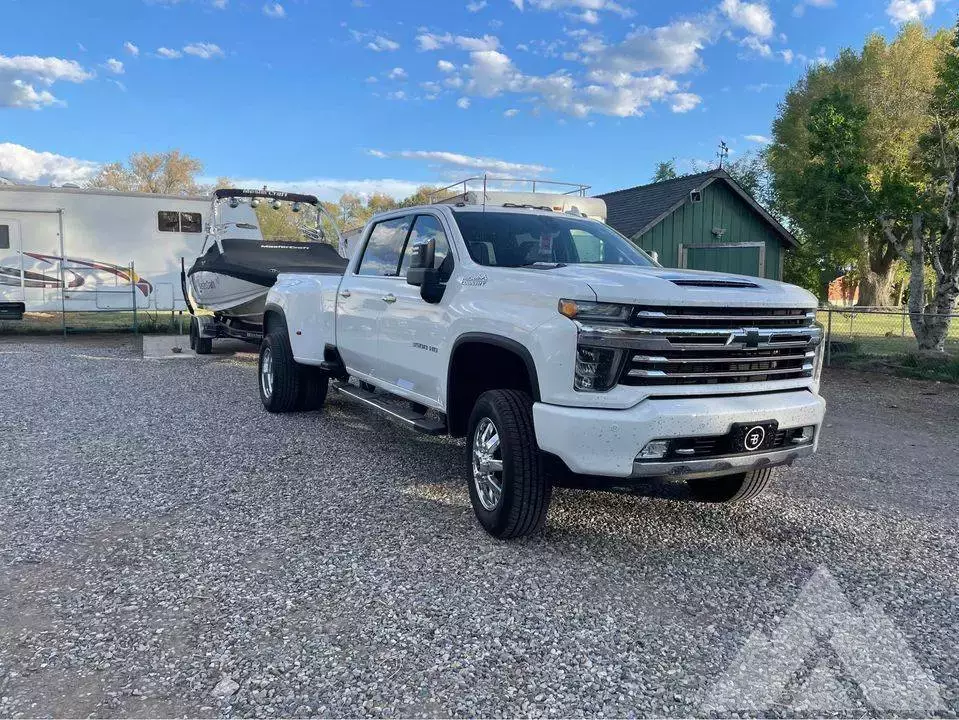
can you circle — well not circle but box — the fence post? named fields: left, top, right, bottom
left=130, top=261, right=138, bottom=335
left=901, top=309, right=906, bottom=337
left=826, top=308, right=833, bottom=367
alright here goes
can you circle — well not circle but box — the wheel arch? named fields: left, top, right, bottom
left=262, top=302, right=287, bottom=335
left=446, top=332, right=541, bottom=437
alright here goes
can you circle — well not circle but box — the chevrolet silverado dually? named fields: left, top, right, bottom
left=257, top=196, right=825, bottom=539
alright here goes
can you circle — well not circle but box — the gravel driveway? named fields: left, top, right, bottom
left=1, top=336, right=957, bottom=718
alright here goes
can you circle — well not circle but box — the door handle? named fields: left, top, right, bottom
left=340, top=290, right=351, bottom=298
left=382, top=294, right=397, bottom=304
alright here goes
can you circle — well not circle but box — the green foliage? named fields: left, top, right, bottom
left=652, top=159, right=678, bottom=182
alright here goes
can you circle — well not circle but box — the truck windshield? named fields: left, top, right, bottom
left=452, top=210, right=656, bottom=268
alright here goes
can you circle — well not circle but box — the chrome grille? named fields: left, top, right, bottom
left=577, top=306, right=821, bottom=388
left=622, top=306, right=818, bottom=386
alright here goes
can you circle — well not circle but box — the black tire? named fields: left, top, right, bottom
left=466, top=389, right=552, bottom=539
left=259, top=329, right=300, bottom=413
left=189, top=317, right=198, bottom=350
left=195, top=334, right=213, bottom=355
left=296, top=365, right=330, bottom=411
left=686, top=468, right=775, bottom=503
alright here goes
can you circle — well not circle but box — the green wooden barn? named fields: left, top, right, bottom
left=596, top=169, right=797, bottom=281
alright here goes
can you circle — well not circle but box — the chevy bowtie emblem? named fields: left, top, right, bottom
left=727, top=327, right=762, bottom=348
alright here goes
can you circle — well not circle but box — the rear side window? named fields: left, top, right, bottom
left=0, top=225, right=8, bottom=250
left=357, top=217, right=411, bottom=276
left=399, top=215, right=452, bottom=277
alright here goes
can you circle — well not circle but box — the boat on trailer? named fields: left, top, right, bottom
left=183, top=188, right=347, bottom=353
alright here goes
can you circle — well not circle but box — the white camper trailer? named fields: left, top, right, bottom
left=0, top=185, right=209, bottom=320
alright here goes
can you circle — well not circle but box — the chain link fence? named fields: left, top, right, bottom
left=819, top=307, right=959, bottom=364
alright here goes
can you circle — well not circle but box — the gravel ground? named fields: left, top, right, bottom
left=0, top=335, right=957, bottom=718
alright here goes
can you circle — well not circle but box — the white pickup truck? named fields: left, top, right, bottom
left=259, top=200, right=825, bottom=538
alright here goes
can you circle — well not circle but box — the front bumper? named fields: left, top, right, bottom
left=533, top=389, right=825, bottom=478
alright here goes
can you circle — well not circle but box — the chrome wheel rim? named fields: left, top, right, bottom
left=260, top=347, right=274, bottom=399
left=472, top=417, right=504, bottom=511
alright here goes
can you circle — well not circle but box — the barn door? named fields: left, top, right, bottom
left=680, top=242, right=765, bottom=278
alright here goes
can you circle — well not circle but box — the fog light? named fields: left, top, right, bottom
left=638, top=440, right=670, bottom=460
left=791, top=426, right=815, bottom=444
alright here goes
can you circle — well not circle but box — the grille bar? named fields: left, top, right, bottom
left=632, top=351, right=814, bottom=364
left=627, top=364, right=814, bottom=380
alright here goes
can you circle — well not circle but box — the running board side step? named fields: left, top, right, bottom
left=334, top=383, right=447, bottom=435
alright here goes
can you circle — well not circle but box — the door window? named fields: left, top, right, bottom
left=0, top=225, right=9, bottom=250
left=399, top=215, right=452, bottom=278
left=357, top=217, right=411, bottom=276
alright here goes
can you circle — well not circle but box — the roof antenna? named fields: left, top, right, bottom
left=717, top=140, right=729, bottom=170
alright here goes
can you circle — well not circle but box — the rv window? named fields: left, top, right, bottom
left=0, top=225, right=8, bottom=250
left=180, top=212, right=202, bottom=233
left=158, top=211, right=180, bottom=232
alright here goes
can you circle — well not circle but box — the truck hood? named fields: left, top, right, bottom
left=540, top=265, right=818, bottom=308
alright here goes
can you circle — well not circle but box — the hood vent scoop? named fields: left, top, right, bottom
left=670, top=278, right=760, bottom=289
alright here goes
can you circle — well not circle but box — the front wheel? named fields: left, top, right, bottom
left=466, top=389, right=552, bottom=539
left=686, top=468, right=775, bottom=503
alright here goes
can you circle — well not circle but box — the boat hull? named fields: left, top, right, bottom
left=188, top=271, right=268, bottom=320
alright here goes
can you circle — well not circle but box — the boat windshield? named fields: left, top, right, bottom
left=214, top=195, right=340, bottom=246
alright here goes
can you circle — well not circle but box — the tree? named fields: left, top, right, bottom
left=768, top=24, right=949, bottom=306
left=652, top=159, right=678, bottom=182
left=879, top=18, right=959, bottom=352
left=87, top=150, right=205, bottom=195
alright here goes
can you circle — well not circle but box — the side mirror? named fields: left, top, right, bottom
left=406, top=237, right=444, bottom=303
left=650, top=250, right=659, bottom=263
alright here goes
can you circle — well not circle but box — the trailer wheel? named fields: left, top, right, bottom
left=259, top=329, right=299, bottom=413
left=686, top=468, right=775, bottom=503
left=296, top=366, right=329, bottom=411
left=466, top=389, right=552, bottom=539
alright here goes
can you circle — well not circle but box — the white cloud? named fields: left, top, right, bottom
left=123, top=41, right=140, bottom=57
left=388, top=66, right=407, bottom=79
left=368, top=35, right=400, bottom=51
left=466, top=0, right=487, bottom=10
left=365, top=75, right=378, bottom=83
left=183, top=43, right=224, bottom=59
left=156, top=47, right=183, bottom=59
left=587, top=19, right=713, bottom=75
left=720, top=0, right=774, bottom=38
left=739, top=35, right=772, bottom=57
left=779, top=48, right=794, bottom=63
left=745, top=133, right=771, bottom=143
left=792, top=0, right=834, bottom=15
left=455, top=34, right=500, bottom=51
left=510, top=0, right=524, bottom=8
left=212, top=0, right=228, bottom=7
left=416, top=32, right=452, bottom=51
left=263, top=2, right=286, bottom=18
left=437, top=59, right=456, bottom=73
left=522, top=0, right=634, bottom=20
left=372, top=149, right=551, bottom=176
left=669, top=92, right=701, bottom=113
left=504, top=108, right=520, bottom=117
left=0, top=54, right=93, bottom=109
left=388, top=90, right=407, bottom=100
left=103, top=58, right=124, bottom=74
left=0, top=143, right=100, bottom=185
left=456, top=96, right=471, bottom=109
left=886, top=0, right=935, bottom=23
left=418, top=33, right=499, bottom=52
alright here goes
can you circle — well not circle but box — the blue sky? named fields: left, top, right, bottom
left=0, top=0, right=954, bottom=199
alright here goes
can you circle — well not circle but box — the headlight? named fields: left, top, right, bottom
left=558, top=299, right=631, bottom=322
left=813, top=321, right=825, bottom=380
left=574, top=345, right=624, bottom=391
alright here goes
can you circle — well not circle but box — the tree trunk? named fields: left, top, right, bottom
left=855, top=231, right=897, bottom=307
left=901, top=217, right=959, bottom=353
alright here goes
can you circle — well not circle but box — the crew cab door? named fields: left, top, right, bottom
left=376, top=213, right=454, bottom=405
left=335, top=215, right=412, bottom=378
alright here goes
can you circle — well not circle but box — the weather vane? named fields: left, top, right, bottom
left=717, top=140, right=729, bottom=169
